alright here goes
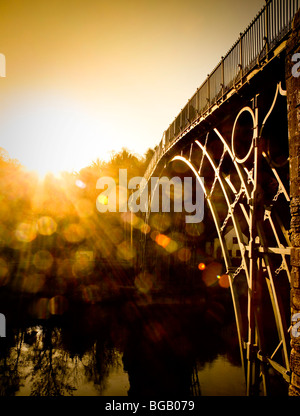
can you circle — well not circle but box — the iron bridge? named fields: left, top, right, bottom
left=137, top=0, right=300, bottom=396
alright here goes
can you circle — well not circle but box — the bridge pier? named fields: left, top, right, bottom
left=286, top=8, right=300, bottom=396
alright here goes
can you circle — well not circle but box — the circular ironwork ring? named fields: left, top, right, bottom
left=231, top=106, right=255, bottom=164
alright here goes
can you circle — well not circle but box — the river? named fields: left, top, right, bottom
left=0, top=287, right=246, bottom=396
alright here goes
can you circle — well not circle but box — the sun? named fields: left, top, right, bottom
left=0, top=93, right=113, bottom=178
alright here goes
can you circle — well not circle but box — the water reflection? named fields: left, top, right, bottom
left=0, top=288, right=244, bottom=396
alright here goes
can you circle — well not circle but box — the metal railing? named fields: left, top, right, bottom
left=144, top=0, right=299, bottom=181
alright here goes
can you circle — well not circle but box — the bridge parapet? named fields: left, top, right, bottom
left=144, top=0, right=300, bottom=185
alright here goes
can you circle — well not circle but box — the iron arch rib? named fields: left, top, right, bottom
left=169, top=104, right=291, bottom=393
left=140, top=1, right=298, bottom=394
left=193, top=138, right=250, bottom=285
left=170, top=154, right=246, bottom=377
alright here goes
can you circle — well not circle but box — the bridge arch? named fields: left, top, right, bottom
left=140, top=79, right=292, bottom=395
left=138, top=1, right=300, bottom=394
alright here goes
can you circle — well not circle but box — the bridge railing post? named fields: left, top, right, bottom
left=221, top=57, right=225, bottom=97
left=239, top=33, right=243, bottom=77
left=207, top=75, right=210, bottom=109
left=264, top=0, right=269, bottom=61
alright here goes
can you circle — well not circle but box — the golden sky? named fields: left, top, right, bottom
left=0, top=0, right=264, bottom=177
